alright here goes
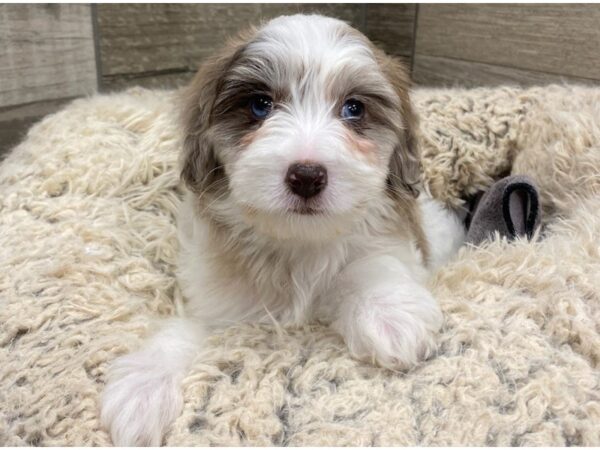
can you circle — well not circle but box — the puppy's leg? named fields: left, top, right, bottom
left=101, top=317, right=205, bottom=446
left=329, top=255, right=443, bottom=370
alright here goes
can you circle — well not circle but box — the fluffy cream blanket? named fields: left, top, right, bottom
left=1, top=85, right=599, bottom=446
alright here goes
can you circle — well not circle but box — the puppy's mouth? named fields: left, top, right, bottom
left=287, top=196, right=326, bottom=216
left=242, top=203, right=325, bottom=218
left=290, top=205, right=322, bottom=216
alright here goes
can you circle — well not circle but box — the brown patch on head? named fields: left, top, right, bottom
left=371, top=47, right=421, bottom=200
left=344, top=130, right=377, bottom=164
left=370, top=46, right=429, bottom=264
left=239, top=127, right=265, bottom=148
left=179, top=27, right=258, bottom=196
left=180, top=21, right=302, bottom=201
left=321, top=25, right=420, bottom=197
left=325, top=31, right=428, bottom=262
left=308, top=22, right=428, bottom=261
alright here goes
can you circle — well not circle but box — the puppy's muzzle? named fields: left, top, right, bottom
left=286, top=162, right=328, bottom=199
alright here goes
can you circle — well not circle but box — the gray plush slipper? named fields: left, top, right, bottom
left=465, top=175, right=541, bottom=245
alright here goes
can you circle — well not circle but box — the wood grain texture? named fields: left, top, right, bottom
left=365, top=4, right=416, bottom=57
left=412, top=54, right=597, bottom=88
left=0, top=4, right=97, bottom=107
left=415, top=4, right=600, bottom=81
left=96, top=4, right=366, bottom=91
left=260, top=4, right=365, bottom=29
left=97, top=4, right=261, bottom=77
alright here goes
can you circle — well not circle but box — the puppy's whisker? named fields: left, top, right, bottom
left=201, top=164, right=225, bottom=184
left=194, top=177, right=230, bottom=206
left=199, top=190, right=231, bottom=216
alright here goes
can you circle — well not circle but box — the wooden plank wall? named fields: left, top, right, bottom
left=96, top=4, right=365, bottom=91
left=2, top=4, right=599, bottom=158
left=365, top=3, right=415, bottom=60
left=413, top=4, right=600, bottom=87
left=0, top=4, right=97, bottom=156
left=0, top=4, right=97, bottom=106
left=96, top=4, right=416, bottom=91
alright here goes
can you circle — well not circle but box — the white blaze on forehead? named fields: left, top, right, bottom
left=244, top=14, right=384, bottom=101
left=254, top=14, right=374, bottom=67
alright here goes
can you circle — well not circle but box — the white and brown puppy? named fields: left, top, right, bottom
left=101, top=14, right=465, bottom=446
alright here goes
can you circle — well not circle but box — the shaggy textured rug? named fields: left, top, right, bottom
left=1, top=85, right=599, bottom=446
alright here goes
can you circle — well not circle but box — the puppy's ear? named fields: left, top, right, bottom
left=375, top=51, right=421, bottom=199
left=179, top=32, right=251, bottom=194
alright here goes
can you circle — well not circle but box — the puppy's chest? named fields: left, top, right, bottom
left=239, top=238, right=402, bottom=324
left=256, top=245, right=347, bottom=303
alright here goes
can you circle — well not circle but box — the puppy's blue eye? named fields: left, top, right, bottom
left=249, top=95, right=273, bottom=119
left=341, top=99, right=364, bottom=119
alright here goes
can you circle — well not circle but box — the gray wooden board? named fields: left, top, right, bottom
left=259, top=4, right=365, bottom=29
left=412, top=54, right=599, bottom=88
left=97, top=3, right=366, bottom=88
left=365, top=4, right=416, bottom=57
left=0, top=4, right=98, bottom=107
left=415, top=4, right=600, bottom=81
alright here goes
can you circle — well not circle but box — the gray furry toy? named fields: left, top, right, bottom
left=465, top=175, right=542, bottom=245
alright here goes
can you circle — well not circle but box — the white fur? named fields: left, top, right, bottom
left=419, top=194, right=467, bottom=272
left=100, top=318, right=205, bottom=446
left=101, top=14, right=466, bottom=446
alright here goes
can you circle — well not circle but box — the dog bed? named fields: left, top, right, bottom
left=1, top=85, right=599, bottom=446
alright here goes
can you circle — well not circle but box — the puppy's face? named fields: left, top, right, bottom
left=182, top=15, right=419, bottom=241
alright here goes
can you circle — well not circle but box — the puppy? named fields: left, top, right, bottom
left=101, top=14, right=465, bottom=446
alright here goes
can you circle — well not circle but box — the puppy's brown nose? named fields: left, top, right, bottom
left=286, top=163, right=328, bottom=199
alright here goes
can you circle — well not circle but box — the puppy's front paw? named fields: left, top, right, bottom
left=101, top=351, right=183, bottom=446
left=334, top=284, right=443, bottom=370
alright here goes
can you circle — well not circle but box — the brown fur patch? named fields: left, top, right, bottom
left=344, top=131, right=377, bottom=164
left=372, top=47, right=421, bottom=198
left=179, top=27, right=258, bottom=195
left=370, top=47, right=430, bottom=264
left=239, top=128, right=262, bottom=148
